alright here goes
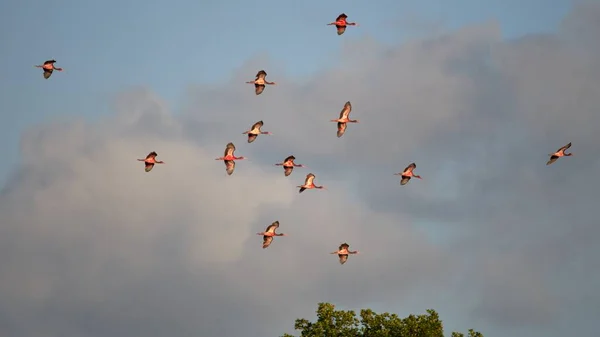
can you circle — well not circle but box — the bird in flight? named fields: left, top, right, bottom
left=327, top=13, right=358, bottom=35
left=34, top=59, right=63, bottom=79
left=137, top=151, right=165, bottom=172
left=546, top=142, right=573, bottom=165
left=215, top=142, right=246, bottom=175
left=394, top=163, right=422, bottom=185
left=245, top=70, right=276, bottom=95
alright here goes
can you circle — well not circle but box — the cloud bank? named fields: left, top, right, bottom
left=2, top=4, right=600, bottom=337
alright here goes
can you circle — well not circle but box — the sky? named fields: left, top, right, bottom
left=2, top=0, right=599, bottom=337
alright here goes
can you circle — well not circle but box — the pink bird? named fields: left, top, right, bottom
left=245, top=70, right=276, bottom=95
left=330, top=243, right=359, bottom=265
left=546, top=142, right=573, bottom=165
left=242, top=120, right=272, bottom=143
left=137, top=151, right=165, bottom=172
left=274, top=155, right=306, bottom=177
left=34, top=59, right=63, bottom=79
left=297, top=173, right=326, bottom=193
left=327, top=13, right=359, bottom=36
left=257, top=221, right=287, bottom=249
left=330, top=101, right=359, bottom=138
left=394, top=162, right=422, bottom=185
left=215, top=142, right=246, bottom=175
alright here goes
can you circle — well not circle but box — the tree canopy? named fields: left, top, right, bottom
left=281, top=302, right=484, bottom=337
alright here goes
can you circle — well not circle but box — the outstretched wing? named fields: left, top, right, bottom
left=224, top=143, right=235, bottom=157
left=252, top=120, right=264, bottom=130
left=43, top=69, right=53, bottom=79
left=144, top=163, right=155, bottom=172
left=225, top=160, right=235, bottom=175
left=339, top=101, right=352, bottom=119
left=256, top=70, right=267, bottom=80
left=339, top=243, right=350, bottom=250
left=255, top=84, right=265, bottom=95
left=305, top=173, right=315, bottom=186
left=403, top=163, right=416, bottom=173
left=336, top=25, right=347, bottom=35
left=557, top=142, right=572, bottom=153
left=338, top=254, right=348, bottom=265
left=262, top=235, right=274, bottom=249
left=44, top=60, right=56, bottom=65
left=284, top=166, right=293, bottom=176
left=546, top=155, right=559, bottom=166
left=146, top=152, right=157, bottom=160
left=266, top=221, right=279, bottom=233
left=337, top=122, right=347, bottom=138
left=247, top=134, right=258, bottom=143
left=336, top=13, right=348, bottom=21
left=284, top=155, right=296, bottom=163
left=400, top=176, right=411, bottom=185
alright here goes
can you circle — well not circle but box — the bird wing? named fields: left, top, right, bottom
left=336, top=25, right=347, bottom=35
left=247, top=134, right=258, bottom=143
left=225, top=160, right=235, bottom=175
left=43, top=69, right=53, bottom=79
left=255, top=84, right=265, bottom=95
left=337, top=122, right=347, bottom=138
left=403, top=163, right=416, bottom=173
left=266, top=221, right=279, bottom=233
left=336, top=13, right=348, bottom=21
left=224, top=143, right=235, bottom=157
left=557, top=142, right=572, bottom=152
left=339, top=243, right=350, bottom=250
left=338, top=254, right=348, bottom=265
left=146, top=152, right=157, bottom=160
left=144, top=163, right=155, bottom=172
left=546, top=156, right=559, bottom=166
left=284, top=155, right=296, bottom=162
left=262, top=235, right=274, bottom=249
left=256, top=70, right=267, bottom=80
left=284, top=166, right=293, bottom=177
left=251, top=120, right=264, bottom=131
left=44, top=60, right=56, bottom=65
left=400, top=176, right=411, bottom=185
left=339, top=101, right=352, bottom=119
left=305, top=173, right=315, bottom=186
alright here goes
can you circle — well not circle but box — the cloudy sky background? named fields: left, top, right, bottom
left=1, top=0, right=599, bottom=336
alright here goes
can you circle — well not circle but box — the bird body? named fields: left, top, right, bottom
left=137, top=151, right=165, bottom=172
left=327, top=13, right=358, bottom=35
left=275, top=155, right=305, bottom=176
left=547, top=142, right=573, bottom=165
left=330, top=243, right=359, bottom=264
left=35, top=59, right=63, bottom=79
left=256, top=221, right=286, bottom=249
left=330, top=101, right=358, bottom=138
left=215, top=143, right=246, bottom=175
left=297, top=173, right=325, bottom=193
left=246, top=70, right=276, bottom=95
left=394, top=162, right=422, bottom=185
left=243, top=120, right=272, bottom=143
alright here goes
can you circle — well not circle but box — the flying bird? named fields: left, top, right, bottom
left=327, top=13, right=358, bottom=35
left=297, top=173, right=326, bottom=193
left=330, top=243, right=359, bottom=265
left=394, top=162, right=422, bottom=185
left=547, top=142, right=573, bottom=165
left=274, top=155, right=305, bottom=177
left=245, top=70, right=276, bottom=95
left=215, top=142, right=246, bottom=175
left=256, top=221, right=287, bottom=249
left=242, top=120, right=272, bottom=143
left=137, top=151, right=165, bottom=172
left=34, top=59, right=63, bottom=79
left=330, top=101, right=359, bottom=138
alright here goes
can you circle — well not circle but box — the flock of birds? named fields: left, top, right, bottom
left=34, top=13, right=574, bottom=265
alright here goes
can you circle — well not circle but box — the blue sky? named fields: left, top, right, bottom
left=0, top=0, right=572, bottom=186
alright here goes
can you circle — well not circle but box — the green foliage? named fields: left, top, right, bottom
left=281, top=302, right=483, bottom=337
